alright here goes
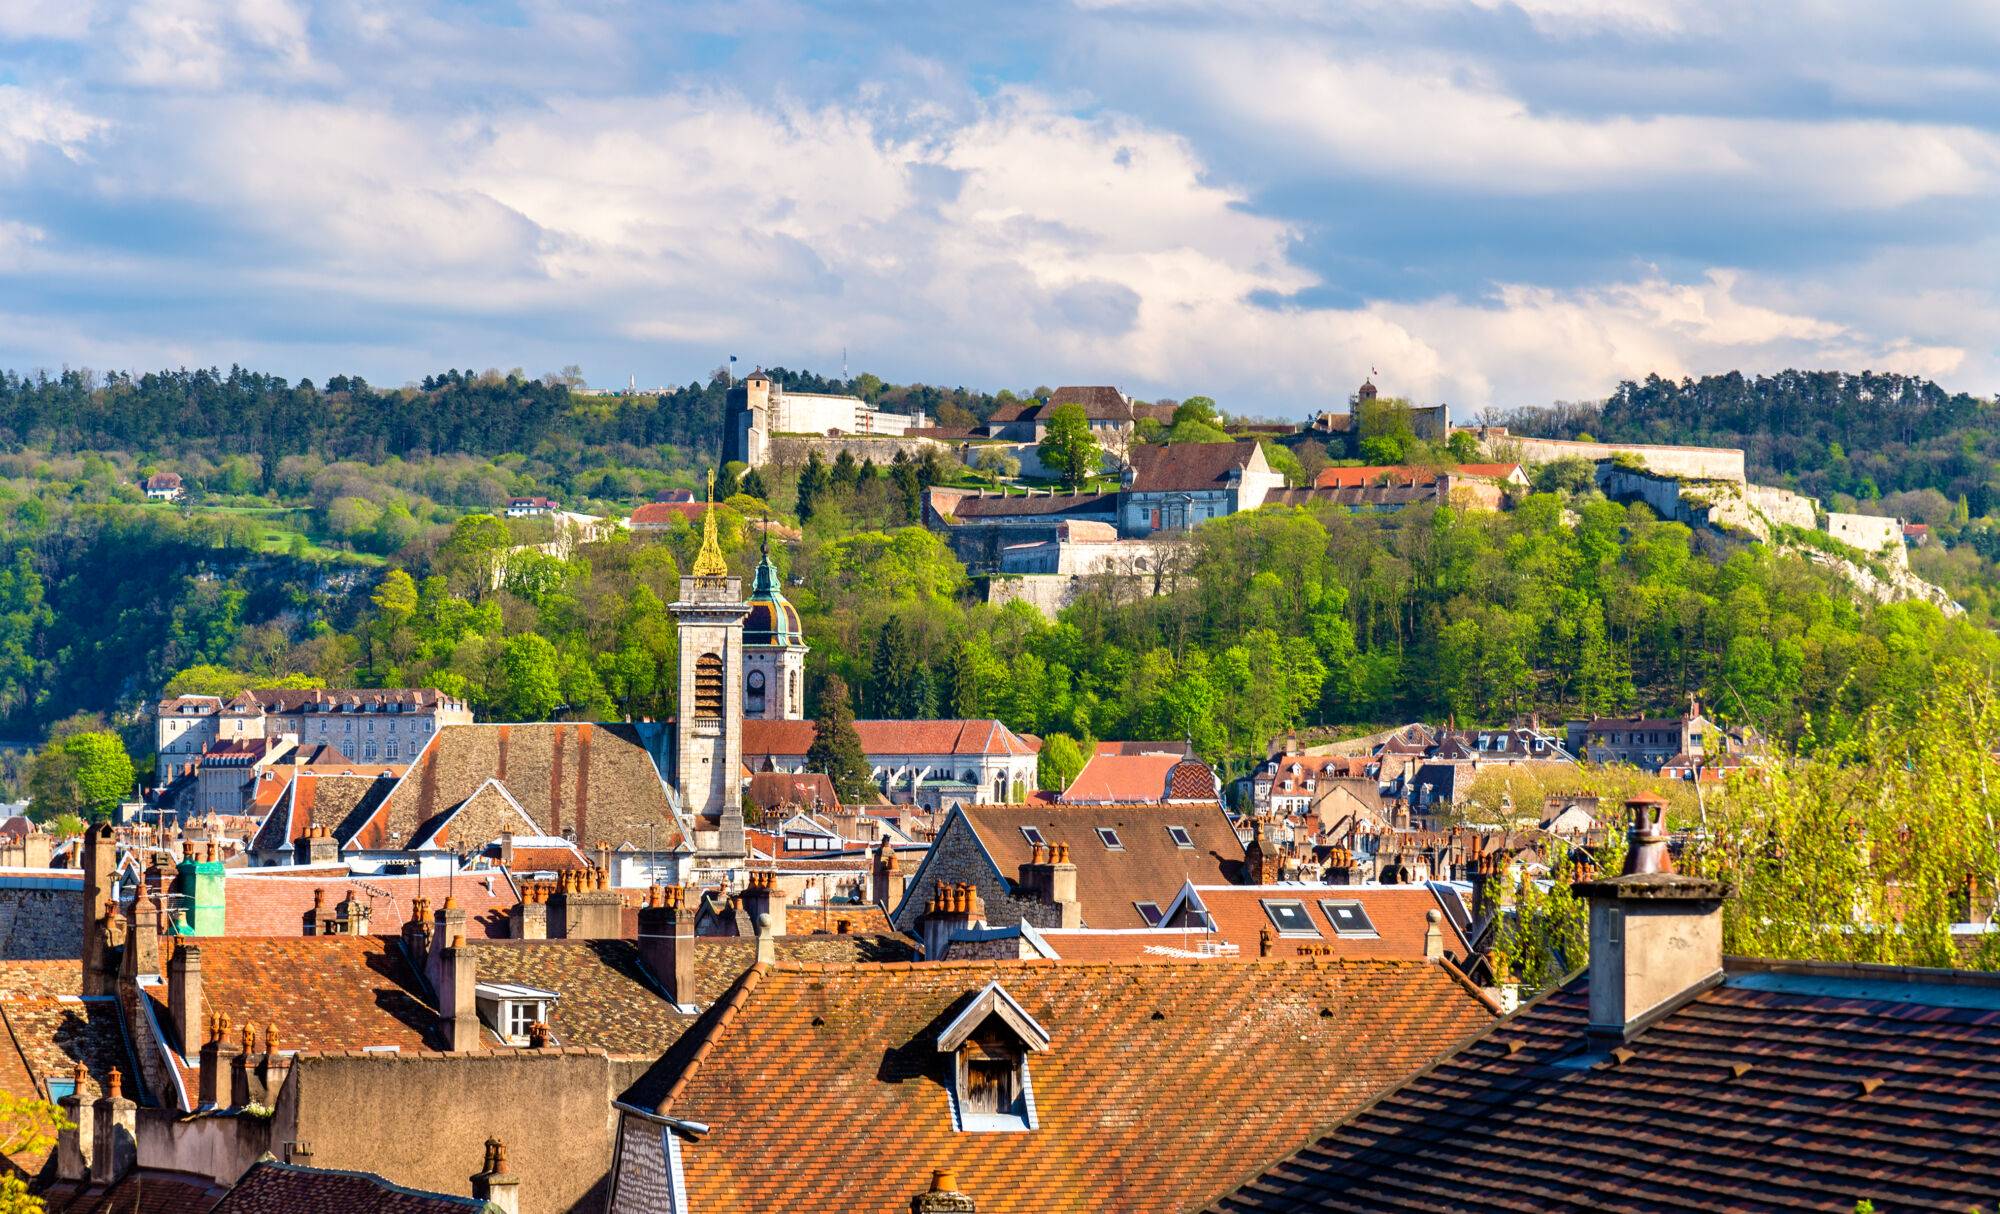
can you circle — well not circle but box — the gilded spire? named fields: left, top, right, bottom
left=692, top=468, right=729, bottom=577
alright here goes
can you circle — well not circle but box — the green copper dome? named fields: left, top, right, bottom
left=744, top=552, right=802, bottom=647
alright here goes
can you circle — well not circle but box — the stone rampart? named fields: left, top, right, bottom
left=767, top=434, right=959, bottom=468
left=1501, top=435, right=1746, bottom=483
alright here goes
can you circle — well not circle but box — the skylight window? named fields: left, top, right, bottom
left=1095, top=827, right=1124, bottom=850
left=1166, top=826, right=1193, bottom=849
left=1262, top=900, right=1317, bottom=936
left=1020, top=826, right=1046, bottom=848
left=1134, top=901, right=1164, bottom=926
left=1320, top=900, right=1379, bottom=938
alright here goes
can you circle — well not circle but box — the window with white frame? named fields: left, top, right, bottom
left=1166, top=825, right=1193, bottom=849
left=1095, top=827, right=1123, bottom=851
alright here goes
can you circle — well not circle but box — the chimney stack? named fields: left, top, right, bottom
left=1574, top=795, right=1726, bottom=1044
left=509, top=883, right=550, bottom=940
left=917, top=881, right=986, bottom=961
left=55, top=1062, right=92, bottom=1182
left=293, top=822, right=339, bottom=867
left=433, top=920, right=482, bottom=1053
left=168, top=944, right=203, bottom=1060
left=874, top=841, right=905, bottom=913
left=471, top=1137, right=522, bottom=1214
left=913, top=1168, right=976, bottom=1213
left=742, top=871, right=785, bottom=939
left=335, top=888, right=370, bottom=935
left=637, top=885, right=696, bottom=1010
left=199, top=1013, right=242, bottom=1107
left=90, top=1069, right=136, bottom=1183
left=1243, top=819, right=1278, bottom=885
left=122, top=892, right=162, bottom=980
left=1423, top=909, right=1444, bottom=960
left=1016, top=844, right=1079, bottom=929
left=549, top=868, right=623, bottom=940
left=81, top=824, right=115, bottom=996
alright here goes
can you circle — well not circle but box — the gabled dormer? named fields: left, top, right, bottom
left=937, top=981, right=1049, bottom=1132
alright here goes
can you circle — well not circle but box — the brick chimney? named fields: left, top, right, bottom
left=199, top=1013, right=241, bottom=1107
left=1015, top=844, right=1080, bottom=928
left=637, top=885, right=696, bottom=1010
left=1243, top=819, right=1278, bottom=885
left=1574, top=795, right=1726, bottom=1044
left=81, top=823, right=115, bottom=996
left=430, top=903, right=482, bottom=1052
left=293, top=822, right=339, bottom=867
left=509, top=883, right=549, bottom=940
left=913, top=1168, right=976, bottom=1213
left=167, top=944, right=202, bottom=1059
left=549, top=868, right=623, bottom=940
left=742, top=871, right=785, bottom=939
left=90, top=1069, right=136, bottom=1183
left=122, top=892, right=162, bottom=980
left=874, top=841, right=905, bottom=912
left=402, top=896, right=434, bottom=960
left=471, top=1137, right=521, bottom=1214
left=917, top=881, right=986, bottom=962
left=55, top=1062, right=92, bottom=1182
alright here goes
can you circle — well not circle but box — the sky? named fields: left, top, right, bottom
left=2, top=0, right=1998, bottom=418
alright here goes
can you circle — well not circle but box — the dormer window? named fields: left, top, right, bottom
left=937, top=981, right=1049, bottom=1133
left=475, top=981, right=558, bottom=1047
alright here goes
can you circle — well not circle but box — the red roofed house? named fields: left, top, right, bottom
left=743, top=717, right=1039, bottom=813
left=1059, top=741, right=1219, bottom=806
left=142, top=472, right=184, bottom=501
left=891, top=801, right=1247, bottom=937
left=604, top=955, right=1499, bottom=1213
left=1121, top=439, right=1286, bottom=536
left=1311, top=462, right=1526, bottom=490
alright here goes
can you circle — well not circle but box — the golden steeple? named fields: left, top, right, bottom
left=692, top=468, right=729, bottom=577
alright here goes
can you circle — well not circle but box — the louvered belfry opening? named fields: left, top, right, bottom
left=694, top=652, right=725, bottom=722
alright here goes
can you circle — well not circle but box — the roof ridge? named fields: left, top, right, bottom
left=657, top=962, right=768, bottom=1114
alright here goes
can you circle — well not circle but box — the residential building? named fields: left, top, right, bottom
left=1565, top=697, right=1746, bottom=772
left=1216, top=799, right=2000, bottom=1214
left=604, top=954, right=1499, bottom=1213
left=141, top=472, right=184, bottom=501
left=891, top=801, right=1246, bottom=935
left=1311, top=462, right=1527, bottom=490
left=1059, top=741, right=1218, bottom=806
left=154, top=688, right=472, bottom=782
left=979, top=384, right=1176, bottom=469
left=504, top=495, right=558, bottom=517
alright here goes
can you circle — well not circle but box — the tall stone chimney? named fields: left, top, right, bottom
left=471, top=1138, right=522, bottom=1214
left=1574, top=795, right=1726, bottom=1044
left=1015, top=844, right=1080, bottom=928
left=509, top=884, right=549, bottom=940
left=81, top=824, right=115, bottom=996
left=742, top=871, right=785, bottom=939
left=874, top=841, right=905, bottom=913
left=90, top=1069, right=137, bottom=1183
left=55, top=1063, right=92, bottom=1182
left=122, top=892, right=162, bottom=980
left=168, top=943, right=202, bottom=1058
left=549, top=868, right=623, bottom=940
left=1243, top=819, right=1278, bottom=886
left=293, top=823, right=339, bottom=867
left=637, top=885, right=696, bottom=1010
left=917, top=882, right=986, bottom=961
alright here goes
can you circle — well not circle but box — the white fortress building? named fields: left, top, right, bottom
left=728, top=369, right=928, bottom=468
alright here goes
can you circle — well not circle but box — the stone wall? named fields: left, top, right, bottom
left=1746, top=485, right=1818, bottom=531
left=1497, top=435, right=1746, bottom=483
left=766, top=434, right=959, bottom=468
left=273, top=1048, right=643, bottom=1214
left=136, top=1106, right=272, bottom=1185
left=0, top=882, right=82, bottom=959
left=1827, top=512, right=1907, bottom=564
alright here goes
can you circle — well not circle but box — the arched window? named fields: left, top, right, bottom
left=694, top=653, right=725, bottom=721
left=745, top=669, right=767, bottom=715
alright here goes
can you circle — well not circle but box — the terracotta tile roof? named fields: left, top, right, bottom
left=1310, top=463, right=1522, bottom=490
left=958, top=803, right=1245, bottom=927
left=219, top=872, right=515, bottom=939
left=741, top=719, right=1036, bottom=759
left=1126, top=439, right=1260, bottom=492
left=367, top=724, right=683, bottom=853
left=209, top=1160, right=485, bottom=1213
left=1215, top=960, right=2000, bottom=1213
left=629, top=501, right=709, bottom=527
left=148, top=937, right=438, bottom=1097
left=1058, top=752, right=1180, bottom=803
left=1162, top=885, right=1472, bottom=962
left=650, top=957, right=1498, bottom=1213
left=499, top=844, right=591, bottom=873
left=2, top=996, right=143, bottom=1103
left=1167, top=758, right=1221, bottom=802
left=1029, top=928, right=1241, bottom=962
left=780, top=904, right=894, bottom=935
left=744, top=771, right=840, bottom=815
left=943, top=491, right=1118, bottom=520
left=250, top=771, right=402, bottom=854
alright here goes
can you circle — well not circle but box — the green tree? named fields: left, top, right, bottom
left=806, top=675, right=875, bottom=803
left=497, top=633, right=563, bottom=720
left=1037, top=403, right=1102, bottom=489
left=796, top=453, right=828, bottom=523
left=1037, top=732, right=1088, bottom=792
left=29, top=731, right=133, bottom=821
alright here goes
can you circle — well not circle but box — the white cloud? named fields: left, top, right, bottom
left=0, top=0, right=99, bottom=40
left=116, top=0, right=320, bottom=88
left=0, top=87, right=106, bottom=168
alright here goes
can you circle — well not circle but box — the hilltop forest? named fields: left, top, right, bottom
left=0, top=363, right=1994, bottom=784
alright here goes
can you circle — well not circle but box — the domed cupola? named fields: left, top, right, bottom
left=743, top=550, right=802, bottom=648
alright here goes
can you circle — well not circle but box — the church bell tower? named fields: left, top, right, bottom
left=672, top=471, right=750, bottom=842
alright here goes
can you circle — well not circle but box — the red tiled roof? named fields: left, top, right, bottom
left=251, top=770, right=403, bottom=855
left=958, top=803, right=1244, bottom=928
left=629, top=501, right=709, bottom=526
left=43, top=1170, right=226, bottom=1213
left=1311, top=463, right=1521, bottom=489
left=1167, top=758, right=1221, bottom=802
left=219, top=872, right=515, bottom=939
left=1215, top=960, right=2000, bottom=1214
left=1058, top=752, right=1180, bottom=803
left=745, top=771, right=841, bottom=815
left=209, top=1160, right=485, bottom=1213
left=1126, top=439, right=1260, bottom=492
left=649, top=957, right=1498, bottom=1214
left=0, top=960, right=82, bottom=998
left=1162, top=885, right=1472, bottom=962
left=741, top=719, right=1036, bottom=758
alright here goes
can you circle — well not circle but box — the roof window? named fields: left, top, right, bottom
left=1019, top=826, right=1046, bottom=848
left=1134, top=901, right=1164, bottom=926
left=1166, top=826, right=1193, bottom=849
left=1319, top=900, right=1379, bottom=938
left=1095, top=827, right=1124, bottom=851
left=1261, top=900, right=1318, bottom=937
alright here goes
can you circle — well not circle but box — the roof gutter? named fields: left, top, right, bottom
left=613, top=1100, right=710, bottom=1138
